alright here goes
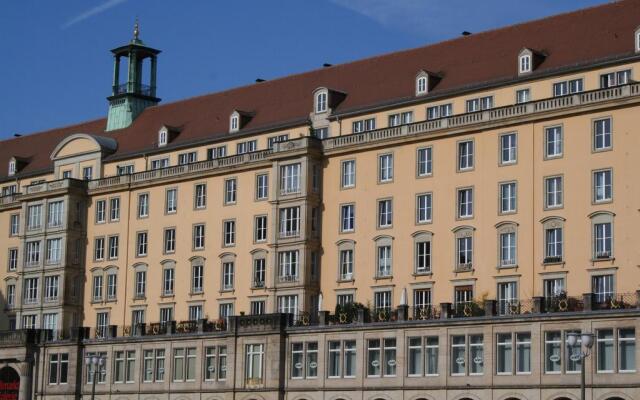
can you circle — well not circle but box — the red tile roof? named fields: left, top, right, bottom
left=2, top=0, right=640, bottom=182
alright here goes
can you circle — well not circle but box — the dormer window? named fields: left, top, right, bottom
left=8, top=160, right=16, bottom=176
left=230, top=114, right=240, bottom=133
left=416, top=76, right=427, bottom=95
left=415, top=70, right=440, bottom=96
left=519, top=54, right=531, bottom=74
left=158, top=128, right=168, bottom=147
left=316, top=91, right=328, bottom=113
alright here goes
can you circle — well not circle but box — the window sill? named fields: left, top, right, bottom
left=591, top=257, right=614, bottom=263
left=337, top=278, right=355, bottom=283
left=160, top=294, right=175, bottom=299
left=542, top=260, right=565, bottom=267
left=412, top=272, right=433, bottom=277
left=133, top=296, right=146, bottom=301
left=190, top=291, right=204, bottom=296
left=497, top=264, right=518, bottom=270
left=374, top=275, right=393, bottom=281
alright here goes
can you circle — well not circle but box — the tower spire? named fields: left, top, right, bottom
left=133, top=17, right=140, bottom=41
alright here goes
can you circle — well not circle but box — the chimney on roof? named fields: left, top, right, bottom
left=323, top=63, right=332, bottom=68
left=462, top=31, right=472, bottom=36
left=255, top=78, right=266, bottom=83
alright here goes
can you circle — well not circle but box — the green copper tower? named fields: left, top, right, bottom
left=106, top=20, right=161, bottom=131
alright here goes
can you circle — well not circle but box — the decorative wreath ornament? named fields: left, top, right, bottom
left=214, top=319, right=224, bottom=330
left=123, top=326, right=131, bottom=335
left=610, top=298, right=621, bottom=309
left=509, top=303, right=519, bottom=315
left=151, top=325, right=160, bottom=334
left=300, top=314, right=310, bottom=326
left=463, top=304, right=473, bottom=317
left=378, top=310, right=388, bottom=321
left=419, top=307, right=429, bottom=319
left=338, top=312, right=348, bottom=324
left=557, top=298, right=569, bottom=311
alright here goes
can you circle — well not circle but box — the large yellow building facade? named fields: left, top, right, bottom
left=0, top=2, right=639, bottom=399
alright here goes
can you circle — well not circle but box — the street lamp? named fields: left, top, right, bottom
left=84, top=354, right=105, bottom=400
left=567, top=332, right=594, bottom=400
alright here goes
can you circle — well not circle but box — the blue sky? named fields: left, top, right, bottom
left=0, top=0, right=607, bottom=140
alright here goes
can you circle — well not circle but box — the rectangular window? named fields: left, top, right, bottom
left=267, top=134, right=289, bottom=149
left=178, top=151, right=197, bottom=165
left=9, top=214, right=19, bottom=236
left=164, top=228, right=176, bottom=253
left=192, top=264, right=204, bottom=293
left=108, top=235, right=118, bottom=260
left=426, top=103, right=452, bottom=120
left=352, top=118, right=376, bottom=133
left=457, top=237, right=473, bottom=269
left=136, top=232, right=148, bottom=257
left=277, top=295, right=298, bottom=317
left=165, top=189, right=177, bottom=213
left=160, top=307, right=173, bottom=324
left=497, top=281, right=518, bottom=315
left=496, top=333, right=513, bottom=374
left=94, top=238, right=105, bottom=261
left=137, top=193, right=149, bottom=217
left=223, top=220, right=236, bottom=246
left=7, top=248, right=18, bottom=271
left=278, top=250, right=298, bottom=282
left=224, top=179, right=237, bottom=204
left=341, top=160, right=356, bottom=188
left=222, top=262, right=234, bottom=290
left=236, top=140, right=257, bottom=154
left=92, top=275, right=103, bottom=301
left=340, top=204, right=355, bottom=232
left=545, top=227, right=563, bottom=262
left=189, top=305, right=202, bottom=321
left=279, top=207, right=300, bottom=238
left=415, top=241, right=431, bottom=274
left=553, top=78, right=583, bottom=96
left=377, top=245, right=392, bottom=277
left=500, top=133, right=517, bottom=164
left=600, top=70, right=631, bottom=88
left=150, top=158, right=169, bottom=170
left=545, top=176, right=563, bottom=208
left=163, top=267, right=175, bottom=295
left=378, top=153, right=393, bottom=182
left=44, top=275, right=59, bottom=301
left=500, top=232, right=517, bottom=267
left=337, top=294, right=354, bottom=306
left=250, top=300, right=265, bottom=315
left=593, top=118, right=612, bottom=150
left=377, top=199, right=393, bottom=228
left=193, top=224, right=205, bottom=250
left=245, top=344, right=264, bottom=382
left=26, top=241, right=41, bottom=266
left=545, top=331, right=562, bottom=373
left=280, top=164, right=301, bottom=194
left=117, top=165, right=134, bottom=175
left=367, top=339, right=396, bottom=377
left=27, top=205, right=42, bottom=230
left=6, top=284, right=15, bottom=307
left=46, top=238, right=62, bottom=264
left=593, top=169, right=612, bottom=202
left=592, top=274, right=614, bottom=304
left=500, top=182, right=517, bottom=213
left=109, top=197, right=120, bottom=221
left=135, top=270, right=146, bottom=298
left=96, top=312, right=109, bottom=338
left=47, top=201, right=64, bottom=227
left=597, top=329, right=615, bottom=372
left=106, top=274, right=117, bottom=300
left=466, top=96, right=493, bottom=112
left=516, top=332, right=531, bottom=374
left=339, top=249, right=354, bottom=281
left=194, top=183, right=207, bottom=209
left=207, top=145, right=227, bottom=160
left=516, top=89, right=530, bottom=104
left=451, top=335, right=466, bottom=375
left=416, top=193, right=432, bottom=223
left=254, top=215, right=267, bottom=242
left=388, top=111, right=413, bottom=127
left=545, top=126, right=563, bottom=157
left=95, top=200, right=106, bottom=223
left=256, top=174, right=269, bottom=200
left=458, top=140, right=474, bottom=170
left=619, top=328, right=636, bottom=372
left=413, top=289, right=431, bottom=313
left=457, top=188, right=473, bottom=218
left=374, top=290, right=392, bottom=311
left=417, top=147, right=432, bottom=176
left=594, top=222, right=612, bottom=259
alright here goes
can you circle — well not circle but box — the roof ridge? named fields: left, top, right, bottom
left=0, top=116, right=106, bottom=144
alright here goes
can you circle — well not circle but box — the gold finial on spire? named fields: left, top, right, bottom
left=133, top=17, right=140, bottom=40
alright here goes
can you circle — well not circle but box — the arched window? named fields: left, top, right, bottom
left=336, top=239, right=356, bottom=281
left=412, top=231, right=433, bottom=275
left=540, top=216, right=565, bottom=264
left=373, top=236, right=393, bottom=278
left=496, top=221, right=518, bottom=268
left=452, top=226, right=475, bottom=272
left=315, top=90, right=328, bottom=113
left=589, top=211, right=614, bottom=260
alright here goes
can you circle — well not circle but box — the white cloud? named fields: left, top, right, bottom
left=61, top=0, right=128, bottom=29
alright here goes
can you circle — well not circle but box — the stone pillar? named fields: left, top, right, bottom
left=197, top=319, right=207, bottom=333
left=356, top=309, right=366, bottom=323
left=167, top=320, right=176, bottom=335
left=112, top=55, right=120, bottom=94
left=108, top=325, right=118, bottom=338
left=440, top=302, right=451, bottom=319
left=318, top=311, right=330, bottom=325
left=136, top=323, right=146, bottom=336
left=532, top=296, right=544, bottom=313
left=484, top=300, right=496, bottom=316
left=583, top=293, right=594, bottom=312
left=397, top=305, right=409, bottom=321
